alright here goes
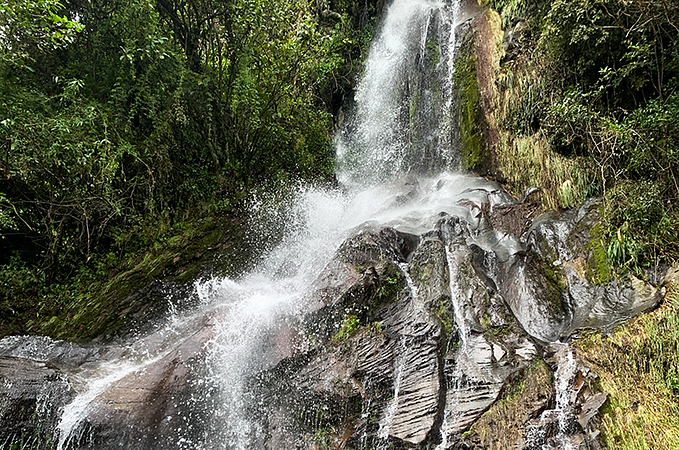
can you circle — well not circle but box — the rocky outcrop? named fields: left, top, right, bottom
left=0, top=337, right=99, bottom=449
left=0, top=176, right=668, bottom=450
left=238, top=183, right=664, bottom=449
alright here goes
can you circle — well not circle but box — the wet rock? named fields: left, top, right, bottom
left=255, top=209, right=547, bottom=449
left=521, top=344, right=607, bottom=450
left=246, top=185, right=660, bottom=449
left=524, top=199, right=663, bottom=336
left=70, top=324, right=216, bottom=450
left=0, top=183, right=663, bottom=450
left=0, top=356, right=75, bottom=450
left=0, top=336, right=101, bottom=449
left=254, top=226, right=444, bottom=449
left=487, top=201, right=542, bottom=237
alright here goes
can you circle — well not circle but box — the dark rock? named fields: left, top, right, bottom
left=0, top=187, right=663, bottom=450
left=0, top=356, right=75, bottom=450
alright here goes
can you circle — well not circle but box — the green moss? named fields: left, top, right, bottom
left=313, top=425, right=337, bottom=450
left=411, top=261, right=431, bottom=283
left=374, top=263, right=405, bottom=305
left=426, top=39, right=440, bottom=66
left=332, top=263, right=404, bottom=346
left=436, top=297, right=454, bottom=336
left=536, top=257, right=567, bottom=314
left=332, top=314, right=361, bottom=345
left=586, top=221, right=612, bottom=284
left=454, top=37, right=485, bottom=171
left=18, top=214, right=240, bottom=342
left=480, top=311, right=513, bottom=337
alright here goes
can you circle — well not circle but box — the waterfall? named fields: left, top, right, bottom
left=53, top=1, right=469, bottom=447
left=336, top=0, right=461, bottom=186
left=43, top=0, right=605, bottom=449
left=525, top=344, right=582, bottom=450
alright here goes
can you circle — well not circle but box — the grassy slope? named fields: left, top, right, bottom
left=575, top=272, right=679, bottom=449
left=462, top=1, right=679, bottom=447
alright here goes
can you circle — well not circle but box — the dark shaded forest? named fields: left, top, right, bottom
left=0, top=0, right=377, bottom=335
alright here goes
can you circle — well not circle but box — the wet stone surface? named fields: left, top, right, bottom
left=0, top=177, right=668, bottom=450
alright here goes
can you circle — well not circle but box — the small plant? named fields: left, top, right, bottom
left=332, top=314, right=361, bottom=345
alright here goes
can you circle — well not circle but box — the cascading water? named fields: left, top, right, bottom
left=336, top=0, right=461, bottom=186
left=525, top=344, right=582, bottom=450
left=10, top=0, right=633, bottom=449
left=52, top=1, right=468, bottom=447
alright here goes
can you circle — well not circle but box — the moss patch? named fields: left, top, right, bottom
left=454, top=34, right=485, bottom=171
left=436, top=296, right=455, bottom=336
left=411, top=260, right=431, bottom=283
left=586, top=221, right=613, bottom=285
left=332, top=262, right=404, bottom=346
left=536, top=256, right=567, bottom=314
left=459, top=359, right=553, bottom=449
left=19, top=213, right=245, bottom=342
left=332, top=314, right=361, bottom=345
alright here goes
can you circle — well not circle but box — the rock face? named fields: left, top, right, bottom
left=237, top=188, right=664, bottom=449
left=0, top=182, right=667, bottom=450
left=0, top=337, right=98, bottom=449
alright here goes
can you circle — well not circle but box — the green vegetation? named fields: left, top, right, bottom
left=332, top=314, right=361, bottom=345
left=536, top=255, right=567, bottom=313
left=0, top=213, right=244, bottom=339
left=313, top=425, right=337, bottom=450
left=333, top=263, right=403, bottom=345
left=375, top=264, right=403, bottom=304
left=470, top=5, right=679, bottom=444
left=586, top=221, right=613, bottom=284
left=460, top=358, right=553, bottom=449
left=411, top=260, right=431, bottom=283
left=576, top=279, right=679, bottom=449
left=0, top=0, right=378, bottom=339
left=481, top=0, right=679, bottom=270
left=454, top=36, right=484, bottom=171
left=436, top=296, right=454, bottom=336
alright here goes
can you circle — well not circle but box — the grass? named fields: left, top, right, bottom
left=468, top=13, right=594, bottom=210
left=332, top=314, right=361, bottom=345
left=575, top=274, right=679, bottom=449
left=495, top=132, right=591, bottom=210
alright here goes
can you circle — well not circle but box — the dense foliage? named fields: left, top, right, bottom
left=486, top=0, right=679, bottom=270
left=0, top=0, right=375, bottom=335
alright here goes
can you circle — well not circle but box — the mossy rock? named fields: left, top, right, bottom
left=459, top=359, right=553, bottom=449
left=26, top=213, right=249, bottom=343
left=454, top=19, right=492, bottom=174
left=331, top=262, right=405, bottom=345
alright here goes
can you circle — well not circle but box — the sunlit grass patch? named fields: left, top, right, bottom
left=575, top=274, right=679, bottom=449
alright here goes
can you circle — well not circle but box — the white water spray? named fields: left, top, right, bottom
left=50, top=1, right=519, bottom=448
left=336, top=0, right=462, bottom=186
